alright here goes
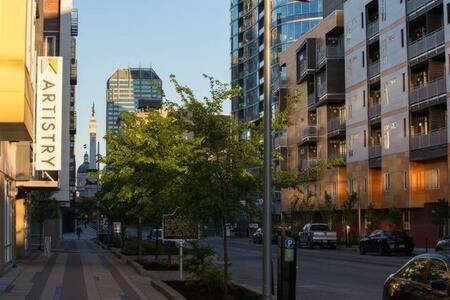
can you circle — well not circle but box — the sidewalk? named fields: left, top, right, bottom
left=0, top=238, right=169, bottom=300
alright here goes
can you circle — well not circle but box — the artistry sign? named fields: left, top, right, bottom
left=35, top=57, right=63, bottom=171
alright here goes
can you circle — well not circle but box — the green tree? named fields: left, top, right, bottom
left=319, top=191, right=337, bottom=228
left=168, top=75, right=262, bottom=295
left=30, top=191, right=59, bottom=250
left=100, top=110, right=194, bottom=259
left=387, top=206, right=403, bottom=230
left=366, top=202, right=377, bottom=231
left=342, top=192, right=358, bottom=227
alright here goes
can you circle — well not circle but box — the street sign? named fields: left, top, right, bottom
left=162, top=208, right=199, bottom=241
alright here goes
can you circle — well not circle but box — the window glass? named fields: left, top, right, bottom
left=397, top=258, right=428, bottom=283
left=428, top=259, right=449, bottom=282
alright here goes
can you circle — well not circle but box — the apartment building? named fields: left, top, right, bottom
left=279, top=0, right=449, bottom=246
left=279, top=10, right=348, bottom=221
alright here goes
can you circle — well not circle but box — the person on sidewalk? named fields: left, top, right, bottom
left=76, top=226, right=83, bottom=240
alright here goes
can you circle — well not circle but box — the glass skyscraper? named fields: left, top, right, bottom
left=230, top=0, right=323, bottom=122
left=106, top=67, right=163, bottom=134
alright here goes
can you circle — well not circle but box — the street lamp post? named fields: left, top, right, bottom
left=262, top=0, right=273, bottom=299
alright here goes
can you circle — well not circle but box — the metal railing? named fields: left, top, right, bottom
left=308, top=92, right=316, bottom=107
left=366, top=20, right=379, bottom=39
left=328, top=118, right=346, bottom=132
left=316, top=45, right=344, bottom=66
left=317, top=79, right=327, bottom=97
left=273, top=79, right=287, bottom=93
left=71, top=9, right=78, bottom=37
left=406, top=0, right=434, bottom=15
left=328, top=153, right=346, bottom=162
left=70, top=61, right=77, bottom=84
left=273, top=133, right=287, bottom=149
left=300, top=159, right=318, bottom=170
left=298, top=59, right=308, bottom=78
left=369, top=144, right=381, bottom=158
left=367, top=60, right=380, bottom=78
left=410, top=128, right=447, bottom=150
left=408, top=27, right=444, bottom=59
left=368, top=103, right=381, bottom=119
left=303, top=126, right=318, bottom=140
left=409, top=77, right=446, bottom=104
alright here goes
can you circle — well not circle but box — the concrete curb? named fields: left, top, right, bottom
left=97, top=239, right=185, bottom=299
left=231, top=281, right=276, bottom=300
left=151, top=280, right=185, bottom=300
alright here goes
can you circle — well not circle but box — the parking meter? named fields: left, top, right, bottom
left=278, top=235, right=297, bottom=300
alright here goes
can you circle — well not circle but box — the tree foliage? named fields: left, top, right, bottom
left=342, top=192, right=358, bottom=226
left=387, top=206, right=403, bottom=230
left=319, top=191, right=337, bottom=228
left=433, top=198, right=450, bottom=237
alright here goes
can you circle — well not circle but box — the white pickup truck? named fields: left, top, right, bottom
left=298, top=223, right=337, bottom=249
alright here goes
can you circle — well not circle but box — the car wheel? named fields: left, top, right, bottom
left=359, top=244, right=366, bottom=255
left=436, top=246, right=442, bottom=252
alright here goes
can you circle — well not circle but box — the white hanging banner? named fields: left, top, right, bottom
left=35, top=57, right=63, bottom=171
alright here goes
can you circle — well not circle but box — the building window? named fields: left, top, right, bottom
left=332, top=182, right=337, bottom=198
left=402, top=73, right=406, bottom=91
left=45, top=36, right=57, bottom=56
left=348, top=178, right=354, bottom=193
left=363, top=130, right=367, bottom=147
left=363, top=177, right=368, bottom=193
left=384, top=173, right=391, bottom=192
left=362, top=51, right=365, bottom=67
left=403, top=118, right=407, bottom=137
left=383, top=125, right=390, bottom=149
left=3, top=181, right=12, bottom=263
left=363, top=90, right=366, bottom=107
left=401, top=29, right=404, bottom=47
left=425, top=169, right=440, bottom=190
left=361, top=12, right=364, bottom=28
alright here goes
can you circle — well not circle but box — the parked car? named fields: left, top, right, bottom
left=360, top=230, right=414, bottom=256
left=147, top=229, right=162, bottom=241
left=436, top=236, right=450, bottom=252
left=252, top=228, right=281, bottom=244
left=297, top=223, right=337, bottom=249
left=383, top=253, right=450, bottom=299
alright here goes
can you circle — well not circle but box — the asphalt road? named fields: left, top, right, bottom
left=204, top=237, right=414, bottom=300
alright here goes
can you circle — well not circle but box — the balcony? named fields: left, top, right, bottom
left=273, top=79, right=287, bottom=94
left=366, top=20, right=379, bottom=39
left=368, top=104, right=381, bottom=119
left=406, top=0, right=437, bottom=15
left=410, top=128, right=447, bottom=150
left=70, top=61, right=77, bottom=85
left=273, top=132, right=287, bottom=149
left=328, top=153, right=346, bottom=164
left=408, top=28, right=444, bottom=59
left=327, top=118, right=346, bottom=138
left=297, top=39, right=316, bottom=83
left=317, top=79, right=327, bottom=98
left=367, top=60, right=380, bottom=79
left=70, top=111, right=76, bottom=135
left=369, top=144, right=382, bottom=158
left=300, top=159, right=318, bottom=170
left=71, top=9, right=79, bottom=37
left=409, top=77, right=446, bottom=105
left=308, top=92, right=316, bottom=109
left=316, top=45, right=344, bottom=68
left=301, top=126, right=318, bottom=144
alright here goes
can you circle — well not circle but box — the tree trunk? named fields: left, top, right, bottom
left=38, top=221, right=43, bottom=251
left=155, top=225, right=160, bottom=261
left=121, top=220, right=125, bottom=248
left=222, top=217, right=229, bottom=296
left=137, top=216, right=143, bottom=260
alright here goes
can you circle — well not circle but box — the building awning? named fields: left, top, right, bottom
left=16, top=180, right=59, bottom=190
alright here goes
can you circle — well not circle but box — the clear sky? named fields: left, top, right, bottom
left=74, top=0, right=230, bottom=168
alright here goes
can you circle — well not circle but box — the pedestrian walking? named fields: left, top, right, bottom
left=76, top=226, right=83, bottom=240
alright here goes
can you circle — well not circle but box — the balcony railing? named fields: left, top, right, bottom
left=408, top=27, right=444, bottom=59
left=300, top=159, right=318, bottom=170
left=366, top=20, right=379, bottom=39
left=302, top=126, right=318, bottom=143
left=328, top=153, right=346, bottom=163
left=328, top=118, right=346, bottom=133
left=71, top=9, right=78, bottom=37
left=369, top=144, right=381, bottom=158
left=367, top=60, right=380, bottom=78
left=317, top=79, right=327, bottom=97
left=298, top=59, right=308, bottom=78
left=410, top=128, right=447, bottom=150
left=409, top=77, right=446, bottom=104
left=273, top=133, right=287, bottom=149
left=406, top=0, right=434, bottom=15
left=308, top=92, right=315, bottom=107
left=70, top=61, right=77, bottom=85
left=368, top=103, right=381, bottom=119
left=273, top=79, right=287, bottom=94
left=316, top=45, right=344, bottom=66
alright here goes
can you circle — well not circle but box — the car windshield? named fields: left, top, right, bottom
left=310, top=224, right=330, bottom=231
left=385, top=231, right=407, bottom=238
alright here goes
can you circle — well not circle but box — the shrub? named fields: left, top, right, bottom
left=120, top=237, right=181, bottom=256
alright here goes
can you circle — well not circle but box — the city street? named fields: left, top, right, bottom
left=0, top=228, right=167, bottom=300
left=205, top=237, right=413, bottom=300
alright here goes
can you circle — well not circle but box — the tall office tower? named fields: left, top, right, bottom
left=43, top=0, right=78, bottom=237
left=89, top=104, right=97, bottom=169
left=279, top=10, right=346, bottom=224
left=343, top=0, right=449, bottom=246
left=106, top=67, right=163, bottom=134
left=230, top=0, right=323, bottom=123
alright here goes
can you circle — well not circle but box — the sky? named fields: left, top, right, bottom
left=74, top=0, right=231, bottom=168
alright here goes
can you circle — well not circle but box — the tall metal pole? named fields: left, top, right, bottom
left=263, top=0, right=273, bottom=298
